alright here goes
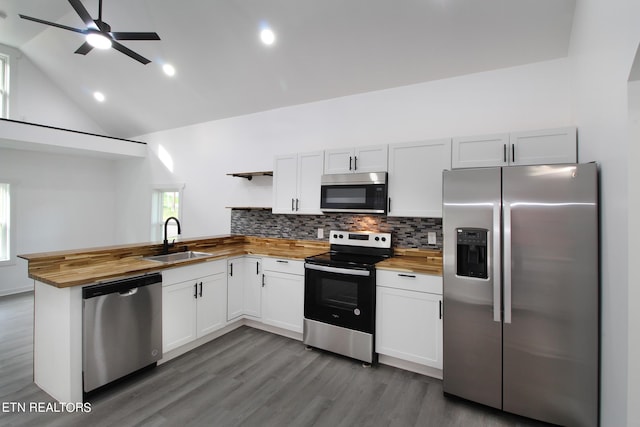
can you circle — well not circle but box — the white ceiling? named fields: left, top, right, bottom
left=0, top=0, right=576, bottom=139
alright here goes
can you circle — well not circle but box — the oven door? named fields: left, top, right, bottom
left=304, top=263, right=375, bottom=333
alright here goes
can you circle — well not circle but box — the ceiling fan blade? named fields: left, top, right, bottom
left=19, top=14, right=86, bottom=33
left=111, top=32, right=161, bottom=41
left=74, top=42, right=94, bottom=55
left=111, top=41, right=151, bottom=65
left=68, top=0, right=97, bottom=29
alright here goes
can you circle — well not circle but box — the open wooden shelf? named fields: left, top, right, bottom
left=226, top=171, right=273, bottom=181
left=225, top=207, right=272, bottom=210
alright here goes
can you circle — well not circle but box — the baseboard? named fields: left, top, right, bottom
left=0, top=286, right=34, bottom=298
left=159, top=318, right=439, bottom=380
left=243, top=318, right=303, bottom=341
left=159, top=321, right=245, bottom=364
left=159, top=318, right=303, bottom=364
left=378, top=354, right=443, bottom=379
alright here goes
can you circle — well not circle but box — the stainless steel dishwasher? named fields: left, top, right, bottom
left=82, top=273, right=162, bottom=395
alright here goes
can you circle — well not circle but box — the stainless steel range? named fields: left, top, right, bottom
left=304, top=230, right=392, bottom=364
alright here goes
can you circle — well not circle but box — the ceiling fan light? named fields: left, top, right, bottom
left=163, top=64, right=176, bottom=76
left=93, top=91, right=105, bottom=102
left=260, top=28, right=276, bottom=46
left=86, top=33, right=112, bottom=50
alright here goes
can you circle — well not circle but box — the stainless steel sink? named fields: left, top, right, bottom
left=143, top=251, right=212, bottom=263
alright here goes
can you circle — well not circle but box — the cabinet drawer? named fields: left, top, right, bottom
left=162, top=259, right=226, bottom=285
left=376, top=269, right=442, bottom=294
left=262, top=257, right=304, bottom=275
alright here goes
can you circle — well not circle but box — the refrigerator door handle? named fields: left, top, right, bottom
left=503, top=202, right=512, bottom=324
left=493, top=202, right=502, bottom=323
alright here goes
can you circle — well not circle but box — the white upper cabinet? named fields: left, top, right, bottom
left=272, top=154, right=298, bottom=213
left=324, top=144, right=388, bottom=174
left=297, top=151, right=324, bottom=214
left=273, top=151, right=324, bottom=214
left=452, top=133, right=510, bottom=169
left=387, top=139, right=451, bottom=218
left=509, top=127, right=577, bottom=166
left=452, top=127, right=577, bottom=169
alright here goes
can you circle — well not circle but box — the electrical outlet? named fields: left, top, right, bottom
left=427, top=231, right=437, bottom=245
left=317, top=228, right=324, bottom=239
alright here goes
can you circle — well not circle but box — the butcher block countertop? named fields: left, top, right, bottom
left=19, top=236, right=442, bottom=288
left=377, top=248, right=443, bottom=276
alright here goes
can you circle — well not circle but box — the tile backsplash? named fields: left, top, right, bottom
left=230, top=209, right=442, bottom=250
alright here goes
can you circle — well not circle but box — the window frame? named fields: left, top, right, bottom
left=0, top=182, right=15, bottom=266
left=0, top=52, right=9, bottom=119
left=151, top=184, right=184, bottom=242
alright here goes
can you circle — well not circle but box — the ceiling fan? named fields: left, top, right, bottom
left=19, top=0, right=160, bottom=65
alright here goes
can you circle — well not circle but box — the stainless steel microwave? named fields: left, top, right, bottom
left=320, top=172, right=388, bottom=214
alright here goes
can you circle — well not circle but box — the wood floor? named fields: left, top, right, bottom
left=0, top=292, right=548, bottom=427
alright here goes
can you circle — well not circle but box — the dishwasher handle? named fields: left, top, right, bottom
left=83, top=273, right=162, bottom=299
left=119, top=288, right=138, bottom=297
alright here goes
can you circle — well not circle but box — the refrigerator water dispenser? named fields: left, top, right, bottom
left=456, top=228, right=488, bottom=279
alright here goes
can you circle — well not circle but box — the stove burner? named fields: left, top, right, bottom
left=305, top=251, right=389, bottom=269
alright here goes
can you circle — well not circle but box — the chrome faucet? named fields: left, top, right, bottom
left=163, top=216, right=182, bottom=254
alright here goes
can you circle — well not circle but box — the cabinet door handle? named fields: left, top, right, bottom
left=503, top=144, right=507, bottom=163
left=199, top=282, right=203, bottom=298
left=398, top=273, right=416, bottom=278
left=262, top=274, right=265, bottom=287
left=276, top=259, right=289, bottom=264
left=511, top=144, right=515, bottom=163
left=256, top=261, right=260, bottom=275
left=354, top=156, right=358, bottom=170
left=349, top=156, right=353, bottom=171
left=193, top=283, right=198, bottom=299
left=439, top=300, right=442, bottom=319
left=296, top=198, right=299, bottom=211
left=230, top=262, right=233, bottom=277
left=291, top=198, right=295, bottom=212
left=388, top=197, right=391, bottom=213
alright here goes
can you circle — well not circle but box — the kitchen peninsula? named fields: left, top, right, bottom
left=19, top=235, right=442, bottom=403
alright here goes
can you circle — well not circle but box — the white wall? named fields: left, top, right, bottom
left=0, top=43, right=105, bottom=134
left=568, top=0, right=640, bottom=425
left=0, top=44, right=124, bottom=296
left=0, top=149, right=118, bottom=296
left=119, top=58, right=572, bottom=243
left=628, top=77, right=640, bottom=426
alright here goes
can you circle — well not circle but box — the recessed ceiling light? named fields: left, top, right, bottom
left=93, top=92, right=105, bottom=102
left=163, top=64, right=176, bottom=77
left=86, top=32, right=112, bottom=50
left=260, top=28, right=275, bottom=46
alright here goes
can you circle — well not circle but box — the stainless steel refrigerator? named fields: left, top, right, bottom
left=442, top=163, right=599, bottom=427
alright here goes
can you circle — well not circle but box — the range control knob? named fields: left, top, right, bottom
left=339, top=234, right=344, bottom=239
left=381, top=237, right=387, bottom=242
left=375, top=237, right=380, bottom=241
left=333, top=234, right=338, bottom=239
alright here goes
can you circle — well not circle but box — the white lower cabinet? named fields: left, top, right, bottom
left=227, top=257, right=244, bottom=321
left=162, top=260, right=227, bottom=353
left=376, top=270, right=443, bottom=369
left=261, top=258, right=304, bottom=333
left=227, top=256, right=262, bottom=321
left=243, top=257, right=262, bottom=318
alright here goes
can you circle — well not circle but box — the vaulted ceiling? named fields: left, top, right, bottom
left=0, top=0, right=576, bottom=139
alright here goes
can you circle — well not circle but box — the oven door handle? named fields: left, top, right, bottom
left=304, top=263, right=371, bottom=277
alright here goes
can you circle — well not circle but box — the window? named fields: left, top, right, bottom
left=0, top=183, right=11, bottom=263
left=151, top=187, right=182, bottom=241
left=0, top=53, right=8, bottom=118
